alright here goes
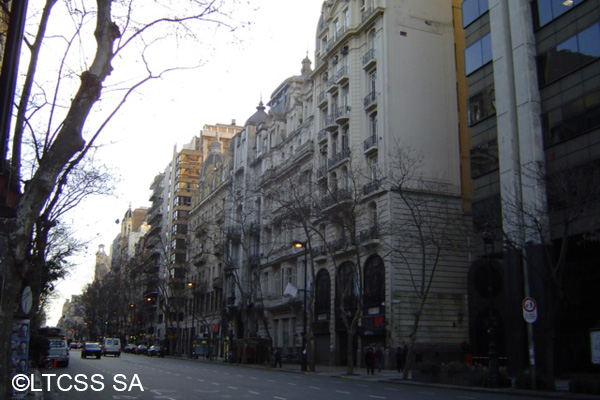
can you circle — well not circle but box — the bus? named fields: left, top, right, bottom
left=39, top=327, right=69, bottom=367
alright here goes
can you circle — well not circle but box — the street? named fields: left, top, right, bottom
left=39, top=350, right=554, bottom=400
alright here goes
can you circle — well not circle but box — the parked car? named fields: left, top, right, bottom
left=102, top=338, right=121, bottom=357
left=81, top=343, right=102, bottom=359
left=123, top=344, right=137, bottom=353
left=135, top=344, right=148, bottom=355
left=147, top=345, right=164, bottom=357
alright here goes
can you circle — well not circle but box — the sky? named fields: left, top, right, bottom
left=46, top=0, right=325, bottom=325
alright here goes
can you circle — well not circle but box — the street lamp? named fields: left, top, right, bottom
left=292, top=240, right=308, bottom=372
left=482, top=227, right=500, bottom=388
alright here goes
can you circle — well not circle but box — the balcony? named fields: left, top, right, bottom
left=334, top=66, right=349, bottom=85
left=361, top=7, right=375, bottom=23
left=317, top=91, right=327, bottom=107
left=359, top=225, right=380, bottom=245
left=317, top=165, right=328, bottom=180
left=226, top=226, right=241, bottom=242
left=325, top=114, right=337, bottom=132
left=192, top=253, right=206, bottom=266
left=295, top=140, right=314, bottom=161
left=311, top=245, right=327, bottom=263
left=212, top=276, right=223, bottom=289
left=328, top=148, right=351, bottom=168
left=335, top=106, right=351, bottom=124
left=326, top=78, right=339, bottom=93
left=364, top=91, right=377, bottom=111
left=362, top=179, right=380, bottom=196
left=192, top=281, right=208, bottom=295
left=363, top=135, right=378, bottom=154
left=362, top=49, right=376, bottom=69
left=318, top=129, right=329, bottom=143
left=320, top=189, right=352, bottom=211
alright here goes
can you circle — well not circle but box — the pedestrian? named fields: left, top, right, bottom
left=365, top=347, right=375, bottom=375
left=396, top=342, right=408, bottom=372
left=375, top=346, right=383, bottom=372
left=274, top=347, right=282, bottom=368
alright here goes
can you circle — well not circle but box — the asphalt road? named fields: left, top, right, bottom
left=39, top=350, right=558, bottom=400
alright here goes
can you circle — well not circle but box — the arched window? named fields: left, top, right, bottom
left=336, top=261, right=358, bottom=310
left=363, top=255, right=384, bottom=307
left=314, top=269, right=331, bottom=315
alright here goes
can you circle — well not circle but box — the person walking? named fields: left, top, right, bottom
left=274, top=347, right=282, bottom=368
left=365, top=347, right=375, bottom=375
left=396, top=342, right=408, bottom=372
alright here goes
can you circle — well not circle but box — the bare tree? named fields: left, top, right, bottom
left=500, top=161, right=600, bottom=389
left=386, top=146, right=470, bottom=380
left=0, top=1, right=249, bottom=394
left=308, top=160, right=376, bottom=375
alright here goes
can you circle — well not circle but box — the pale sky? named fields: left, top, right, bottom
left=47, top=0, right=325, bottom=324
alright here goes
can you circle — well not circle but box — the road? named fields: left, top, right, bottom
left=39, top=350, right=552, bottom=400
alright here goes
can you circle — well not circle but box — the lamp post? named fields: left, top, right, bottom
left=292, top=240, right=308, bottom=372
left=482, top=227, right=500, bottom=388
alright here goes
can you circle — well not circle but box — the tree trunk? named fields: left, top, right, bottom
left=346, top=329, right=355, bottom=375
left=402, top=307, right=423, bottom=380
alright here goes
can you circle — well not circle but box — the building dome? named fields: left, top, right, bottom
left=199, top=141, right=225, bottom=179
left=245, top=100, right=268, bottom=126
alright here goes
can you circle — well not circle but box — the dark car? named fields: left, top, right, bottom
left=69, top=342, right=80, bottom=349
left=147, top=345, right=164, bottom=357
left=123, top=344, right=137, bottom=353
left=135, top=344, right=148, bottom=355
left=81, top=343, right=102, bottom=359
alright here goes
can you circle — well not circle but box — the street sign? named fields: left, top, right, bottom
left=522, top=297, right=537, bottom=323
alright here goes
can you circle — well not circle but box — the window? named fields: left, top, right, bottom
left=314, top=269, right=331, bottom=315
left=369, top=112, right=378, bottom=137
left=468, top=86, right=496, bottom=125
left=538, top=23, right=600, bottom=86
left=542, top=89, right=600, bottom=146
left=470, top=139, right=499, bottom=178
left=462, top=0, right=489, bottom=28
left=534, top=0, right=585, bottom=28
left=363, top=256, right=384, bottom=307
left=465, top=33, right=492, bottom=75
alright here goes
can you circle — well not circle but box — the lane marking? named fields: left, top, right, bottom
left=336, top=390, right=351, bottom=394
left=274, top=397, right=287, bottom=400
left=228, top=386, right=238, bottom=390
left=309, top=386, right=320, bottom=390
left=249, top=390, right=261, bottom=395
left=369, top=396, right=386, bottom=399
left=286, top=382, right=297, bottom=386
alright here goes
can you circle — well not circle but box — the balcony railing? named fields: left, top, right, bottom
left=362, top=49, right=376, bottom=68
left=364, top=91, right=377, bottom=109
left=361, top=7, right=374, bottom=22
left=363, top=135, right=378, bottom=152
left=295, top=140, right=314, bottom=159
left=328, top=147, right=351, bottom=167
left=334, top=66, right=349, bottom=84
left=318, top=129, right=329, bottom=143
left=335, top=106, right=351, bottom=123
left=317, top=91, right=327, bottom=106
left=325, top=114, right=337, bottom=131
left=317, top=165, right=328, bottom=180
left=362, top=179, right=380, bottom=195
left=320, top=189, right=352, bottom=210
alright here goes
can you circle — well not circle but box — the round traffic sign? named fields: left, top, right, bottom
left=522, top=297, right=537, bottom=323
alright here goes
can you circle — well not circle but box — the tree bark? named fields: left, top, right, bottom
left=0, top=1, right=119, bottom=397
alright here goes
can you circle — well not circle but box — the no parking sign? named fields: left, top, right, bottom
left=522, top=297, right=537, bottom=323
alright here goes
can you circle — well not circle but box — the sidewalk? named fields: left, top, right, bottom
left=173, top=355, right=600, bottom=400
